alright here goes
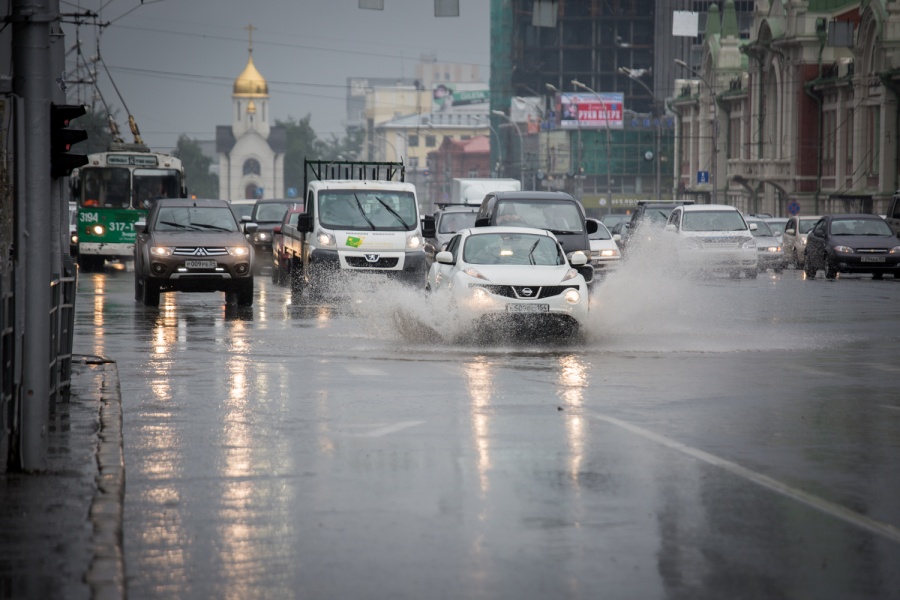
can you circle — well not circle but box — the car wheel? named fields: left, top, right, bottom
left=142, top=276, right=160, bottom=307
left=134, top=275, right=143, bottom=302
left=824, top=260, right=837, bottom=280
left=745, top=269, right=757, bottom=279
left=791, top=249, right=800, bottom=269
left=235, top=278, right=254, bottom=307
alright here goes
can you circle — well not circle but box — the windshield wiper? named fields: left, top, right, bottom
left=352, top=194, right=376, bottom=230
left=547, top=228, right=580, bottom=235
left=528, top=239, right=540, bottom=265
left=158, top=221, right=197, bottom=230
left=192, top=223, right=232, bottom=232
left=374, top=195, right=410, bottom=229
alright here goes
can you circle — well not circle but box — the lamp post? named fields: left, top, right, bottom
left=491, top=110, right=524, bottom=187
left=619, top=66, right=662, bottom=199
left=476, top=116, right=503, bottom=177
left=675, top=59, right=718, bottom=204
left=571, top=79, right=613, bottom=203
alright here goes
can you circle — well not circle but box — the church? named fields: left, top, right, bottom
left=216, top=33, right=286, bottom=200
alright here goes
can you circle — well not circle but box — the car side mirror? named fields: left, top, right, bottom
left=474, top=217, right=490, bottom=227
left=569, top=251, right=588, bottom=266
left=296, top=214, right=313, bottom=233
left=749, top=223, right=758, bottom=231
left=665, top=223, right=676, bottom=232
left=244, top=222, right=258, bottom=235
left=612, top=234, right=621, bottom=242
left=273, top=225, right=282, bottom=234
left=585, top=220, right=599, bottom=235
left=785, top=228, right=796, bottom=235
left=421, top=215, right=436, bottom=238
left=135, top=220, right=147, bottom=233
left=241, top=215, right=251, bottom=222
left=436, top=251, right=454, bottom=265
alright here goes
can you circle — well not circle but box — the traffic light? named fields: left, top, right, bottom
left=50, top=103, right=88, bottom=178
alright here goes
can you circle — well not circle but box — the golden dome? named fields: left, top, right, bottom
left=233, top=55, right=268, bottom=97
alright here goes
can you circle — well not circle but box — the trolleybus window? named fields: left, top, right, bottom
left=82, top=167, right=130, bottom=208
left=135, top=169, right=181, bottom=208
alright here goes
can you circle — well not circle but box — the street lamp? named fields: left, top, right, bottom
left=619, top=66, right=662, bottom=198
left=475, top=116, right=503, bottom=177
left=571, top=79, right=613, bottom=203
left=491, top=109, right=524, bottom=187
left=674, top=59, right=719, bottom=204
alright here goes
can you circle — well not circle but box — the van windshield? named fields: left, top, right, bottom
left=682, top=210, right=748, bottom=232
left=319, top=190, right=418, bottom=231
left=495, top=200, right=584, bottom=233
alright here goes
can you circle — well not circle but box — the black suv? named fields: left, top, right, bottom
left=619, top=201, right=693, bottom=255
left=474, top=191, right=597, bottom=281
left=243, top=198, right=302, bottom=273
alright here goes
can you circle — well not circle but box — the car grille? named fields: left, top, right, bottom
left=172, top=247, right=230, bottom=256
left=475, top=284, right=576, bottom=299
left=698, top=236, right=748, bottom=246
left=856, top=248, right=888, bottom=254
left=345, top=256, right=400, bottom=268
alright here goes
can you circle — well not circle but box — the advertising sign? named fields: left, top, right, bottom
left=556, top=92, right=624, bottom=130
left=432, top=83, right=490, bottom=114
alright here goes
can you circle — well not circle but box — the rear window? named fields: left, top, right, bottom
left=495, top=200, right=584, bottom=232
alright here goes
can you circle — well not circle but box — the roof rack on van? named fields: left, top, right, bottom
left=303, top=159, right=405, bottom=190
left=636, top=200, right=694, bottom=206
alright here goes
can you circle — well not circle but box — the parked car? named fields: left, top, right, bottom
left=664, top=204, right=758, bottom=278
left=271, top=207, right=305, bottom=285
left=133, top=198, right=257, bottom=307
left=586, top=218, right=621, bottom=274
left=803, top=214, right=900, bottom=279
left=243, top=198, right=302, bottom=273
left=782, top=215, right=823, bottom=268
left=744, top=217, right=785, bottom=272
left=425, top=204, right=480, bottom=269
left=427, top=226, right=589, bottom=339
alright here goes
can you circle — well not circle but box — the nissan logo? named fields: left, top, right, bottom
left=521, top=287, right=534, bottom=297
left=364, top=253, right=379, bottom=263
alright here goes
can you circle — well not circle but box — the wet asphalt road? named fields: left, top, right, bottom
left=73, top=262, right=900, bottom=599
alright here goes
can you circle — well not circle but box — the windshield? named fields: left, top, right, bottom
left=318, top=190, right=418, bottom=231
left=438, top=211, right=477, bottom=234
left=463, top=232, right=564, bottom=266
left=495, top=200, right=584, bottom=232
left=829, top=218, right=894, bottom=236
left=798, top=218, right=819, bottom=233
left=682, top=210, right=748, bottom=232
left=153, top=206, right=239, bottom=232
left=135, top=169, right=182, bottom=209
left=767, top=220, right=787, bottom=235
left=80, top=167, right=131, bottom=208
left=642, top=207, right=674, bottom=225
left=253, top=202, right=299, bottom=223
left=230, top=203, right=255, bottom=220
left=747, top=220, right=774, bottom=237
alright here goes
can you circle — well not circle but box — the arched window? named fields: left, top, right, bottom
left=243, top=158, right=261, bottom=176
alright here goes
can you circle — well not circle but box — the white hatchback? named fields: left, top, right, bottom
left=665, top=204, right=759, bottom=278
left=427, top=226, right=589, bottom=336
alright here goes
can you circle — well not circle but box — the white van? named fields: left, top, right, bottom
left=665, top=204, right=758, bottom=278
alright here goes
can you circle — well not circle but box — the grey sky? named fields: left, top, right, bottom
left=61, top=0, right=490, bottom=152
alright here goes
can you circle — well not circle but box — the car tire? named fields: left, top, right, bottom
left=134, top=275, right=143, bottom=302
left=236, top=278, right=254, bottom=307
left=824, top=261, right=837, bottom=280
left=745, top=269, right=757, bottom=279
left=142, top=276, right=160, bottom=307
left=791, top=249, right=800, bottom=269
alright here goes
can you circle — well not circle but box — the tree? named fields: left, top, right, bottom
left=70, top=108, right=116, bottom=155
left=172, top=135, right=218, bottom=199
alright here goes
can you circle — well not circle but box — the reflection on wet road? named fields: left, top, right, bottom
left=74, top=265, right=900, bottom=599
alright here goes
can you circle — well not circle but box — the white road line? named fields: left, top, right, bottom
left=344, top=365, right=386, bottom=376
left=589, top=412, right=900, bottom=544
left=360, top=420, right=425, bottom=438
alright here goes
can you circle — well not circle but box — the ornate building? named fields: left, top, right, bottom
left=216, top=36, right=285, bottom=200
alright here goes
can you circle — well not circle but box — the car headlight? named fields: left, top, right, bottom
left=70, top=234, right=78, bottom=244
left=228, top=246, right=251, bottom=257
left=834, top=245, right=854, bottom=254
left=317, top=231, right=336, bottom=248
left=801, top=237, right=808, bottom=245
left=91, top=224, right=105, bottom=236
left=741, top=238, right=756, bottom=250
left=890, top=246, right=900, bottom=255
left=599, top=248, right=619, bottom=257
left=253, top=232, right=271, bottom=243
left=463, top=267, right=489, bottom=281
left=564, top=289, right=581, bottom=304
left=561, top=268, right=580, bottom=282
left=406, top=233, right=423, bottom=249
left=150, top=246, right=173, bottom=257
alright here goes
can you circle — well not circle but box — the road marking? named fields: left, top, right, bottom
left=589, top=412, right=900, bottom=544
left=360, top=420, right=425, bottom=438
left=344, top=365, right=386, bottom=376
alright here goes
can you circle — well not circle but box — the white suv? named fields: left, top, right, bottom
left=665, top=204, right=759, bottom=278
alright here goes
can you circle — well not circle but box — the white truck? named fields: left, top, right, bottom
left=283, top=160, right=435, bottom=299
left=451, top=177, right=521, bottom=205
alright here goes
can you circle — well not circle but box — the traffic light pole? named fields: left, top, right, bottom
left=13, top=0, right=53, bottom=470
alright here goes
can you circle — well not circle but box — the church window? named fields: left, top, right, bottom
left=243, top=158, right=261, bottom=176
left=425, top=135, right=437, bottom=147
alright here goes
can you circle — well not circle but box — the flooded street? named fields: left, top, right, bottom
left=74, top=262, right=900, bottom=599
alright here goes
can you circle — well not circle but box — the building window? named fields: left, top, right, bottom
left=425, top=135, right=437, bottom=147
left=243, top=158, right=261, bottom=176
left=408, top=135, right=420, bottom=147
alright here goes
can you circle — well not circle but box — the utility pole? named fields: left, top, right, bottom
left=572, top=80, right=613, bottom=203
left=619, top=67, right=662, bottom=199
left=13, top=0, right=54, bottom=470
left=675, top=59, right=718, bottom=204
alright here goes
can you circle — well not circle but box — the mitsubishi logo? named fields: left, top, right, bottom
left=191, top=247, right=209, bottom=256
left=521, top=287, right=534, bottom=297
left=364, top=253, right=379, bottom=263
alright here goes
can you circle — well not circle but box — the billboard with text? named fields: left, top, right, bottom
left=556, top=92, right=624, bottom=130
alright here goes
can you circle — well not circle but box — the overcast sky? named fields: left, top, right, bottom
left=60, top=0, right=490, bottom=152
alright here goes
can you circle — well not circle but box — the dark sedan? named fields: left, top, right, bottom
left=804, top=214, right=900, bottom=279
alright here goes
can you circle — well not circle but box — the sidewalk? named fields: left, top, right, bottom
left=0, top=356, right=125, bottom=600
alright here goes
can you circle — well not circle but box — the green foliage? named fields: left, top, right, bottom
left=172, top=135, right=218, bottom=199
left=70, top=108, right=116, bottom=155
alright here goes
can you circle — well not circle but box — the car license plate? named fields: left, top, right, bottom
left=507, top=303, right=549, bottom=313
left=185, top=260, right=217, bottom=269
left=860, top=256, right=885, bottom=263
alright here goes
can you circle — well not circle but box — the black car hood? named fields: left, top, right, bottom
left=829, top=234, right=900, bottom=249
